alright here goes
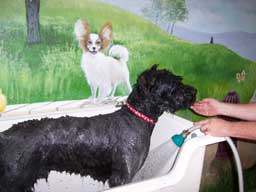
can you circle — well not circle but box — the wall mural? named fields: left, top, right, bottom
left=0, top=1, right=256, bottom=191
left=0, top=0, right=256, bottom=120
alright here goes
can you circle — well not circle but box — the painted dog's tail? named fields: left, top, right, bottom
left=109, top=45, right=129, bottom=63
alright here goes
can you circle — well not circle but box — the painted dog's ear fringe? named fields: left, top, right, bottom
left=74, top=19, right=91, bottom=52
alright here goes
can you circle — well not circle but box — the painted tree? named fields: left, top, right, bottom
left=163, top=0, right=188, bottom=34
left=142, top=0, right=165, bottom=25
left=210, top=36, right=214, bottom=44
left=25, top=0, right=40, bottom=44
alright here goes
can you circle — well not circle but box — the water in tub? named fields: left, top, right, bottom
left=34, top=145, right=179, bottom=192
left=133, top=140, right=179, bottom=182
left=0, top=110, right=185, bottom=192
left=34, top=140, right=179, bottom=192
left=33, top=113, right=184, bottom=192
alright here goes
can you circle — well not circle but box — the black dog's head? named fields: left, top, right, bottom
left=128, top=65, right=197, bottom=114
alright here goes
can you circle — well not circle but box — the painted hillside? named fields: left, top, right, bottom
left=0, top=0, right=255, bottom=120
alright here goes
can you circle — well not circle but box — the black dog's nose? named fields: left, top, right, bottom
left=191, top=88, right=197, bottom=97
left=185, top=86, right=197, bottom=104
left=93, top=47, right=96, bottom=50
left=190, top=88, right=197, bottom=103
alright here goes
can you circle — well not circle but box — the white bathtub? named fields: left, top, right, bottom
left=0, top=98, right=226, bottom=192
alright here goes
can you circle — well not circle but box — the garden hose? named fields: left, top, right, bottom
left=171, top=126, right=244, bottom=192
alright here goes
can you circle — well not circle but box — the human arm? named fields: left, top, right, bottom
left=194, top=118, right=256, bottom=140
left=218, top=102, right=256, bottom=121
left=191, top=98, right=256, bottom=121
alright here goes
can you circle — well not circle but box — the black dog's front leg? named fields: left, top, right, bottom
left=109, top=150, right=138, bottom=187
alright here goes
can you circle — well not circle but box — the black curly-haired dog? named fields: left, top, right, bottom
left=0, top=65, right=196, bottom=192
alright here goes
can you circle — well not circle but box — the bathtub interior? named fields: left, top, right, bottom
left=0, top=104, right=211, bottom=192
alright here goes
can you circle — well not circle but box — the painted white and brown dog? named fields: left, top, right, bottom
left=74, top=19, right=132, bottom=102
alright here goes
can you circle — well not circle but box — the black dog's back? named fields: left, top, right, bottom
left=0, top=115, right=115, bottom=191
left=0, top=109, right=152, bottom=191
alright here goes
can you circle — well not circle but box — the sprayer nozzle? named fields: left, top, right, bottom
left=171, top=126, right=200, bottom=147
left=171, top=134, right=185, bottom=147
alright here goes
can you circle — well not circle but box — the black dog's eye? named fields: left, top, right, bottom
left=175, top=91, right=185, bottom=102
left=161, top=91, right=168, bottom=98
left=88, top=41, right=92, bottom=44
left=96, top=40, right=101, bottom=45
left=160, top=85, right=175, bottom=99
left=161, top=88, right=174, bottom=99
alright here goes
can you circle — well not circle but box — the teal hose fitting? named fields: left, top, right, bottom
left=171, top=130, right=190, bottom=147
left=171, top=126, right=200, bottom=147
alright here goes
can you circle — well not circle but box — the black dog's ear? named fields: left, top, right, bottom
left=150, top=64, right=158, bottom=71
left=136, top=64, right=159, bottom=96
left=138, top=75, right=151, bottom=94
left=175, top=75, right=183, bottom=82
left=137, top=73, right=157, bottom=95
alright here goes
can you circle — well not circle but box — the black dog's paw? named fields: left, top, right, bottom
left=108, top=174, right=128, bottom=187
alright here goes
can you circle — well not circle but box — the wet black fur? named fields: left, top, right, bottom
left=0, top=65, right=196, bottom=192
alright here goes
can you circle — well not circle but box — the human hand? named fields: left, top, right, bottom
left=194, top=118, right=231, bottom=137
left=190, top=98, right=221, bottom=116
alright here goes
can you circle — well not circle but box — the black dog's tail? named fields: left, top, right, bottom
left=0, top=133, right=7, bottom=157
left=0, top=133, right=5, bottom=145
left=0, top=133, right=5, bottom=175
left=0, top=133, right=3, bottom=147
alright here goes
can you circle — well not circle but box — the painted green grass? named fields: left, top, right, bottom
left=0, top=0, right=256, bottom=121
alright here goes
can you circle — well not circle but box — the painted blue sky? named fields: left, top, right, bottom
left=100, top=0, right=256, bottom=33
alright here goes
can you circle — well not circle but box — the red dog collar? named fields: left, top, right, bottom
left=126, top=103, right=155, bottom=125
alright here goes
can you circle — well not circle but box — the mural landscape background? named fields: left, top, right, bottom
left=101, top=0, right=256, bottom=61
left=0, top=0, right=255, bottom=121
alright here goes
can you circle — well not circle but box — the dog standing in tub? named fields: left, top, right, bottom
left=74, top=19, right=132, bottom=102
left=0, top=65, right=196, bottom=192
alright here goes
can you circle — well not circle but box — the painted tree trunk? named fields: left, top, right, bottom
left=155, top=13, right=159, bottom=25
left=170, top=21, right=176, bottom=35
left=166, top=23, right=170, bottom=33
left=25, top=0, right=40, bottom=44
